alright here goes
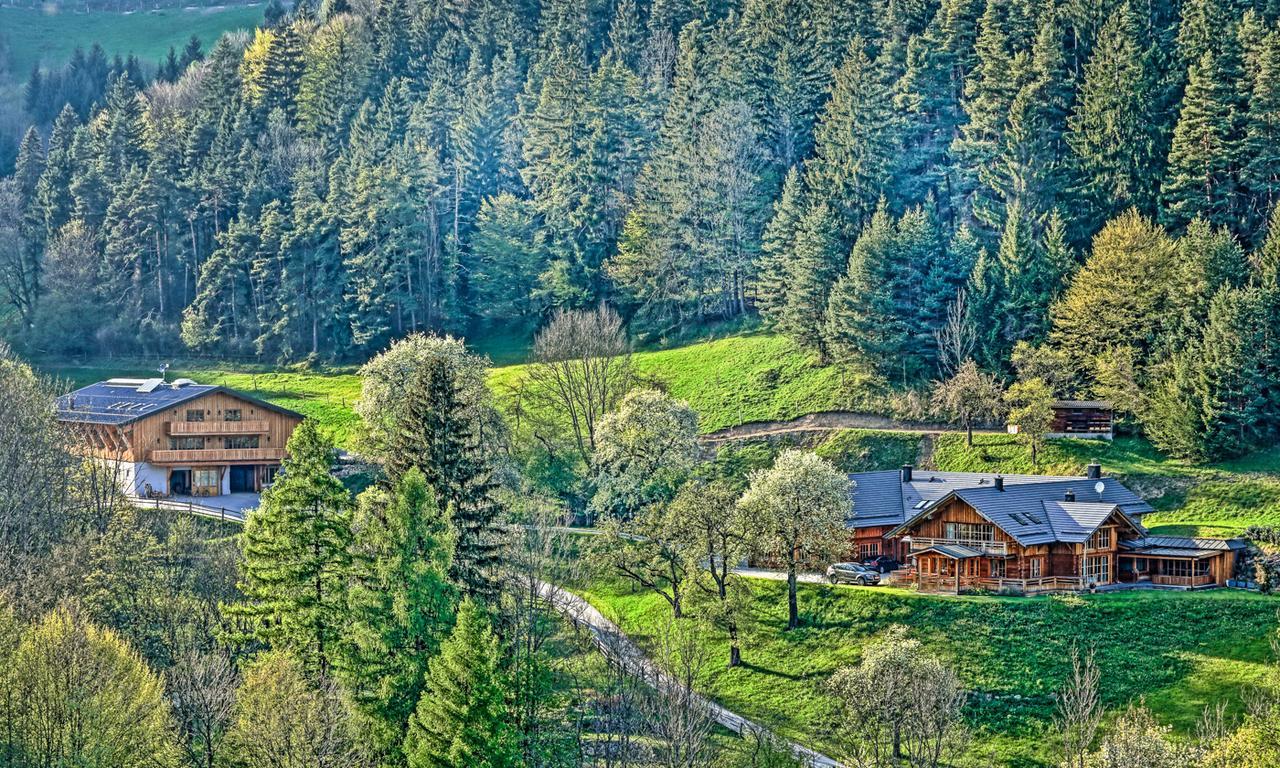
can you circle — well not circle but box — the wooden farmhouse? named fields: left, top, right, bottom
left=846, top=465, right=1244, bottom=595
left=57, top=378, right=303, bottom=499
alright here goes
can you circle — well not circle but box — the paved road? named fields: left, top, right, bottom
left=537, top=581, right=847, bottom=768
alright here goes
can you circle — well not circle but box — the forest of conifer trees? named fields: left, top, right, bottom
left=4, top=0, right=1280, bottom=460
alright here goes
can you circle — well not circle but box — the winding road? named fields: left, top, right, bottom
left=537, top=581, right=847, bottom=768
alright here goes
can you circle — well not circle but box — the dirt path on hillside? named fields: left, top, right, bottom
left=700, top=411, right=1002, bottom=444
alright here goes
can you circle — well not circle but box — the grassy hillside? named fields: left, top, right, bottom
left=931, top=433, right=1280, bottom=537
left=0, top=5, right=264, bottom=75
left=584, top=578, right=1280, bottom=768
left=39, top=332, right=851, bottom=444
left=488, top=332, right=877, bottom=433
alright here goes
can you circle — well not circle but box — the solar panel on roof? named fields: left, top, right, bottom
left=913, top=500, right=928, bottom=509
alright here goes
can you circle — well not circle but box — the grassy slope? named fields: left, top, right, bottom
left=931, top=433, right=1280, bottom=537
left=489, top=332, right=877, bottom=433
left=40, top=332, right=849, bottom=444
left=1, top=5, right=265, bottom=75
left=584, top=578, right=1280, bottom=768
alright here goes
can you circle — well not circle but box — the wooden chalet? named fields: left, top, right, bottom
left=57, top=378, right=303, bottom=499
left=846, top=465, right=1243, bottom=595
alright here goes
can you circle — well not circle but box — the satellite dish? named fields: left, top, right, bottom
left=1094, top=481, right=1105, bottom=496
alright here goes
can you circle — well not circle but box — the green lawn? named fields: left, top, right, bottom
left=931, top=433, right=1280, bottom=537
left=490, top=332, right=882, bottom=433
left=583, top=578, right=1280, bottom=768
left=39, top=333, right=855, bottom=445
left=0, top=5, right=265, bottom=75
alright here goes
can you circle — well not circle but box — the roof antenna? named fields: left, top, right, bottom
left=157, top=363, right=169, bottom=383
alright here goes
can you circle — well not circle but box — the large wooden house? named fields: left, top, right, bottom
left=846, top=465, right=1244, bottom=594
left=57, top=378, right=303, bottom=499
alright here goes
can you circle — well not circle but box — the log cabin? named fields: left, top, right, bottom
left=847, top=465, right=1244, bottom=594
left=56, top=378, right=303, bottom=499
left=1008, top=400, right=1114, bottom=440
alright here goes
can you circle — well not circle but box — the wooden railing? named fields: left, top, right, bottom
left=913, top=574, right=1085, bottom=594
left=1152, top=573, right=1215, bottom=587
left=907, top=537, right=1008, bottom=556
left=148, top=448, right=286, bottom=463
left=168, top=419, right=269, bottom=435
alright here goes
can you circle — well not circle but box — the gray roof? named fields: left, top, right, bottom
left=914, top=543, right=985, bottom=559
left=1134, top=546, right=1225, bottom=558
left=56, top=380, right=303, bottom=427
left=848, top=470, right=1154, bottom=538
left=1119, top=536, right=1247, bottom=552
left=1052, top=400, right=1112, bottom=410
left=1040, top=501, right=1120, bottom=543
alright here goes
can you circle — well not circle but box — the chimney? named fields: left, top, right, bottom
left=994, top=475, right=1005, bottom=492
left=901, top=464, right=913, bottom=483
left=1065, top=489, right=1076, bottom=502
left=1086, top=462, right=1102, bottom=480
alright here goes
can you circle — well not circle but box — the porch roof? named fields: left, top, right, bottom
left=913, top=543, right=986, bottom=559
left=1122, top=546, right=1224, bottom=558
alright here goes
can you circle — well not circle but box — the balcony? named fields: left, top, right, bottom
left=168, top=419, right=270, bottom=435
left=906, top=536, right=1009, bottom=556
left=148, top=448, right=286, bottom=464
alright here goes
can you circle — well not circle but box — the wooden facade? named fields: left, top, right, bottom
left=63, top=387, right=301, bottom=498
left=892, top=497, right=1233, bottom=595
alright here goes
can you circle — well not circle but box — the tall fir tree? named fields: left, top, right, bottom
left=232, top=420, right=353, bottom=678
left=340, top=469, right=456, bottom=764
left=403, top=599, right=517, bottom=768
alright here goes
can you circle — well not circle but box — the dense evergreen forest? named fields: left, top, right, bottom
left=5, top=0, right=1280, bottom=461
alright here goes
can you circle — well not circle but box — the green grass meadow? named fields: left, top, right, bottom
left=35, top=332, right=1280, bottom=535
left=0, top=5, right=265, bottom=75
left=583, top=577, right=1280, bottom=767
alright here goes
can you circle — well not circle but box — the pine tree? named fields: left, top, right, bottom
left=340, top=469, right=456, bottom=763
left=805, top=38, right=899, bottom=238
left=951, top=0, right=1018, bottom=231
left=1068, top=3, right=1164, bottom=231
left=779, top=202, right=845, bottom=356
left=824, top=205, right=905, bottom=374
left=756, top=166, right=805, bottom=325
left=403, top=599, right=517, bottom=768
left=233, top=420, right=353, bottom=678
left=1163, top=48, right=1247, bottom=232
left=1243, top=27, right=1280, bottom=236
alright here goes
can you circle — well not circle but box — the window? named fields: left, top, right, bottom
left=193, top=468, right=219, bottom=490
left=1084, top=555, right=1111, bottom=584
left=944, top=522, right=995, bottom=542
left=185, top=409, right=205, bottom=422
left=990, top=559, right=1006, bottom=578
left=859, top=542, right=880, bottom=560
left=1028, top=558, right=1042, bottom=578
left=1088, top=527, right=1112, bottom=550
left=224, top=408, right=242, bottom=422
left=224, top=436, right=260, bottom=449
left=168, top=437, right=205, bottom=450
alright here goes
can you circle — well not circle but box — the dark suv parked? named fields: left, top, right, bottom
left=862, top=555, right=901, bottom=573
left=825, top=562, right=882, bottom=586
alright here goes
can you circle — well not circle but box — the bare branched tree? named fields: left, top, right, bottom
left=934, top=288, right=976, bottom=377
left=1057, top=644, right=1101, bottom=768
left=527, top=306, right=632, bottom=462
left=169, top=645, right=237, bottom=768
left=642, top=619, right=716, bottom=768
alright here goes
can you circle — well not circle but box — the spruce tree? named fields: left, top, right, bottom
left=1068, top=2, right=1164, bottom=230
left=806, top=38, right=899, bottom=238
left=340, top=469, right=456, bottom=764
left=233, top=420, right=353, bottom=678
left=1243, top=27, right=1280, bottom=236
left=1163, top=48, right=1246, bottom=232
left=757, top=166, right=806, bottom=325
left=824, top=205, right=908, bottom=376
left=779, top=202, right=845, bottom=357
left=403, top=599, right=517, bottom=768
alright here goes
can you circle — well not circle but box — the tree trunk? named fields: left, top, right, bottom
left=728, top=621, right=741, bottom=667
left=786, top=559, right=798, bottom=630
left=966, top=419, right=974, bottom=447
